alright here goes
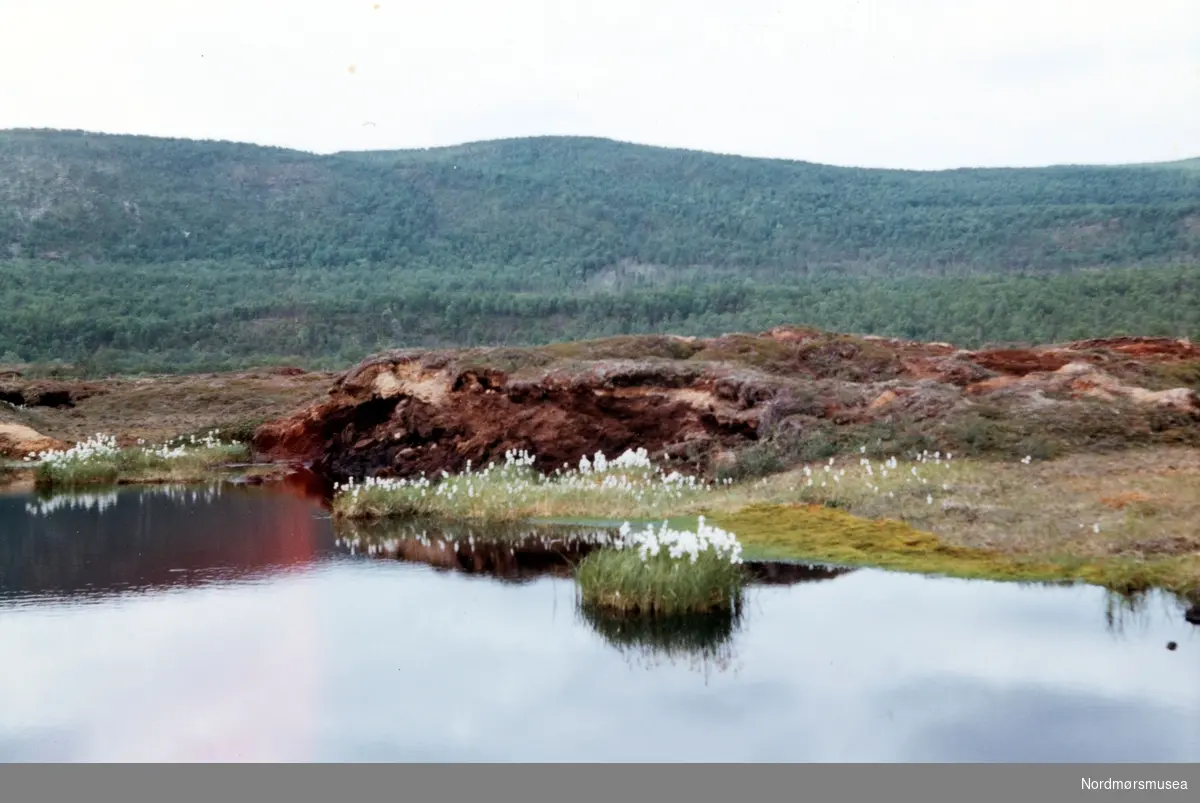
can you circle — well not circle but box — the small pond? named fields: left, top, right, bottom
left=1, top=481, right=1197, bottom=761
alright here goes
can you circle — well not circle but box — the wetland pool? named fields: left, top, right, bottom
left=0, top=482, right=1197, bottom=762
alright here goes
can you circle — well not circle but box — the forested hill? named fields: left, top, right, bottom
left=3, top=129, right=1200, bottom=374
left=2, top=129, right=1198, bottom=275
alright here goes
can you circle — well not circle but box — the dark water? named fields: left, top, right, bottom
left=1, top=482, right=1197, bottom=762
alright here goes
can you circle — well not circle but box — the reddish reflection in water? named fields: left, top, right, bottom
left=275, top=466, right=335, bottom=507
left=338, top=533, right=601, bottom=582
left=1, top=482, right=335, bottom=600
left=1, top=479, right=331, bottom=760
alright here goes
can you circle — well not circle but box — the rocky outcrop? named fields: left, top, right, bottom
left=253, top=329, right=1200, bottom=482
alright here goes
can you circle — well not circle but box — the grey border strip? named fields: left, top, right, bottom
left=1, top=764, right=1196, bottom=803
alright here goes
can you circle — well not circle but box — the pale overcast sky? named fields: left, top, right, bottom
left=2, top=0, right=1197, bottom=169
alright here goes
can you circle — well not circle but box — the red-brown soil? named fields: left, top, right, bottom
left=251, top=328, right=1200, bottom=482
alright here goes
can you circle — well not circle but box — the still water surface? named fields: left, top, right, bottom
left=1, top=483, right=1197, bottom=762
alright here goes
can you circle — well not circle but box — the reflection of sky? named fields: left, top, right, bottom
left=1, top=551, right=1196, bottom=761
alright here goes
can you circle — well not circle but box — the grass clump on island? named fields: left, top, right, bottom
left=575, top=518, right=746, bottom=616
left=26, top=431, right=249, bottom=489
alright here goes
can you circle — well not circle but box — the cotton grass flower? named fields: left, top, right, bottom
left=331, top=447, right=718, bottom=521
left=28, top=429, right=247, bottom=491
left=578, top=517, right=746, bottom=616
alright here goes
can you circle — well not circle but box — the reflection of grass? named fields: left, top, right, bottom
left=1101, top=587, right=1200, bottom=634
left=0, top=460, right=26, bottom=490
left=24, top=483, right=227, bottom=517
left=1103, top=589, right=1157, bottom=635
left=579, top=602, right=741, bottom=673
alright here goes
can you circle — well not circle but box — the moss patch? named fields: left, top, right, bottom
left=710, top=503, right=1200, bottom=596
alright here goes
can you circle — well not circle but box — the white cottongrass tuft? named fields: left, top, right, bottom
left=25, top=433, right=120, bottom=466
left=333, top=446, right=714, bottom=517
left=614, top=516, right=744, bottom=566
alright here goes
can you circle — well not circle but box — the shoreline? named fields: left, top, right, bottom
left=326, top=448, right=1200, bottom=601
left=8, top=457, right=1199, bottom=603
left=5, top=327, right=1199, bottom=603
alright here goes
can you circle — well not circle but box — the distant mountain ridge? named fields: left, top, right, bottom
left=2, top=128, right=1198, bottom=275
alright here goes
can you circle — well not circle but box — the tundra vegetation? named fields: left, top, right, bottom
left=26, top=431, right=249, bottom=489
left=7, top=322, right=1200, bottom=612
left=330, top=445, right=1200, bottom=604
left=574, top=518, right=746, bottom=616
left=293, top=326, right=1200, bottom=611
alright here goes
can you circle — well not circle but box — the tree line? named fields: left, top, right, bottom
left=2, top=260, right=1196, bottom=375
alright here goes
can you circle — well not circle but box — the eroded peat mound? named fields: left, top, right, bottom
left=252, top=328, right=1200, bottom=483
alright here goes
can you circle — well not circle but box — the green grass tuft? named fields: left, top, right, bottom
left=576, top=548, right=745, bottom=616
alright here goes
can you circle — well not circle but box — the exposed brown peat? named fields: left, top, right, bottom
left=251, top=327, right=1200, bottom=483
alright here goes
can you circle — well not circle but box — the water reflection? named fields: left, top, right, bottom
left=333, top=517, right=618, bottom=582
left=1104, top=587, right=1200, bottom=636
left=579, top=603, right=743, bottom=677
left=334, top=517, right=855, bottom=587
left=335, top=517, right=863, bottom=676
left=0, top=482, right=332, bottom=602
left=24, top=490, right=122, bottom=516
left=1, top=483, right=1198, bottom=761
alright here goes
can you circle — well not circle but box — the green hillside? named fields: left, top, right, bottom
left=4, top=129, right=1198, bottom=274
left=1, top=129, right=1198, bottom=374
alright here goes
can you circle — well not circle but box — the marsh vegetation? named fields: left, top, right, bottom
left=575, top=519, right=746, bottom=616
left=26, top=431, right=249, bottom=489
left=329, top=445, right=1200, bottom=601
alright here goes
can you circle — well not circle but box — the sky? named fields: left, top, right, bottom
left=1, top=0, right=1197, bottom=169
